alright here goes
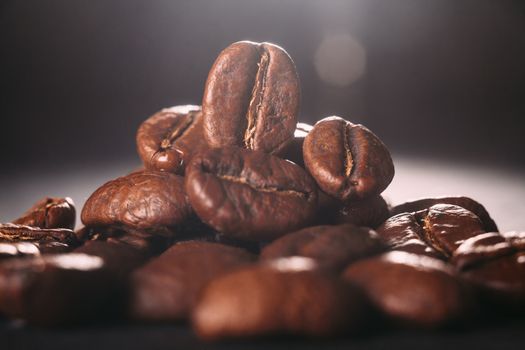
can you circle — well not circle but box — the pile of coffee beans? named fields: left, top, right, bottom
left=0, top=41, right=524, bottom=340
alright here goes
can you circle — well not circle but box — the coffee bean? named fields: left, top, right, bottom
left=419, top=204, right=485, bottom=257
left=136, top=105, right=206, bottom=174
left=261, top=224, right=385, bottom=271
left=303, top=116, right=394, bottom=201
left=377, top=204, right=486, bottom=259
left=0, top=223, right=78, bottom=247
left=390, top=196, right=498, bottom=233
left=0, top=253, right=116, bottom=326
left=342, top=251, right=473, bottom=327
left=13, top=197, right=76, bottom=230
left=192, top=258, right=370, bottom=339
left=185, top=146, right=318, bottom=241
left=130, top=241, right=254, bottom=321
left=453, top=232, right=525, bottom=307
left=376, top=212, right=443, bottom=258
left=331, top=195, right=390, bottom=229
left=81, top=170, right=193, bottom=236
left=202, top=41, right=300, bottom=154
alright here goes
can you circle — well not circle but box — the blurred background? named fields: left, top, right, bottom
left=0, top=0, right=524, bottom=230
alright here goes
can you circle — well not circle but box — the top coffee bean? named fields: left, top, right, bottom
left=202, top=41, right=300, bottom=154
left=303, top=116, right=394, bottom=201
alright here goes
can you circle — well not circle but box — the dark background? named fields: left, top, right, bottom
left=1, top=0, right=524, bottom=171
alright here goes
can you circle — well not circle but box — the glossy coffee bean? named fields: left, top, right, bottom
left=185, top=147, right=318, bottom=241
left=192, top=258, right=370, bottom=340
left=0, top=253, right=116, bottom=326
left=136, top=105, right=206, bottom=174
left=13, top=197, right=76, bottom=230
left=130, top=241, right=255, bottom=321
left=303, top=116, right=394, bottom=201
left=81, top=170, right=193, bottom=236
left=377, top=204, right=486, bottom=259
left=453, top=232, right=525, bottom=306
left=261, top=224, right=385, bottom=271
left=376, top=212, right=443, bottom=258
left=418, top=204, right=485, bottom=257
left=202, top=41, right=300, bottom=154
left=390, top=196, right=498, bottom=233
left=332, top=195, right=390, bottom=229
left=278, top=122, right=312, bottom=167
left=343, top=251, right=472, bottom=327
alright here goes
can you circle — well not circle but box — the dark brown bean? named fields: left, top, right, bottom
left=452, top=232, right=525, bottom=307
left=202, top=41, right=300, bottom=154
left=303, top=116, right=394, bottom=201
left=136, top=105, right=207, bottom=174
left=185, top=146, right=318, bottom=241
left=390, top=196, right=498, bottom=233
left=377, top=204, right=486, bottom=259
left=81, top=170, right=193, bottom=236
left=342, top=251, right=473, bottom=327
left=13, top=197, right=76, bottom=230
left=260, top=224, right=385, bottom=271
left=130, top=241, right=255, bottom=321
left=192, top=258, right=370, bottom=340
left=0, top=223, right=78, bottom=246
left=332, top=195, right=390, bottom=229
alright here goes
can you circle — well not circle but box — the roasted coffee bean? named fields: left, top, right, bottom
left=185, top=147, right=318, bottom=241
left=390, top=196, right=498, bottom=233
left=0, top=253, right=116, bottom=326
left=130, top=241, right=254, bottom=321
left=261, top=224, right=385, bottom=271
left=81, top=170, right=193, bottom=236
left=278, top=122, right=312, bottom=167
left=202, top=41, right=300, bottom=154
left=0, top=228, right=161, bottom=325
left=0, top=223, right=78, bottom=246
left=418, top=204, right=485, bottom=257
left=452, top=232, right=514, bottom=270
left=136, top=105, right=207, bottom=174
left=13, top=197, right=76, bottom=230
left=376, top=212, right=443, bottom=258
left=377, top=204, right=486, bottom=259
left=343, top=251, right=472, bottom=327
left=331, top=195, right=390, bottom=229
left=192, top=257, right=370, bottom=340
left=303, top=116, right=394, bottom=201
left=452, top=233, right=525, bottom=307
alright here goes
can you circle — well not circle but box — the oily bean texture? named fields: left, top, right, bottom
left=81, top=170, right=192, bottom=235
left=13, top=197, right=76, bottom=230
left=192, top=260, right=370, bottom=340
left=136, top=105, right=206, bottom=174
left=343, top=251, right=472, bottom=327
left=130, top=241, right=255, bottom=321
left=202, top=41, right=300, bottom=154
left=390, top=196, right=498, bottom=233
left=303, top=116, right=394, bottom=201
left=185, top=147, right=318, bottom=241
left=261, top=224, right=385, bottom=271
left=452, top=232, right=525, bottom=306
left=377, top=204, right=486, bottom=259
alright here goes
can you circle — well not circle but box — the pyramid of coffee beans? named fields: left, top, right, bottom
left=0, top=41, right=523, bottom=340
